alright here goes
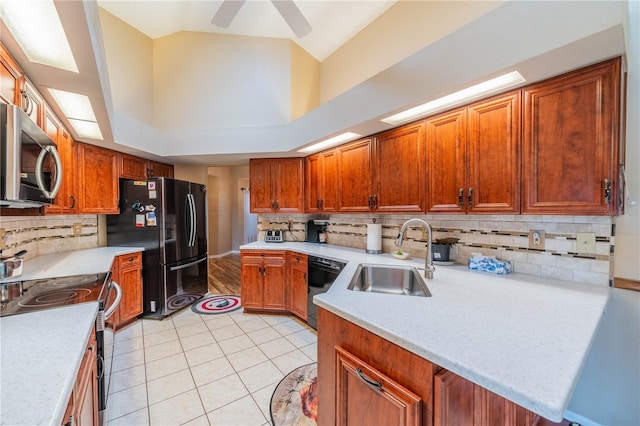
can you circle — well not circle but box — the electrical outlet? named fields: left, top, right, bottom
left=528, top=230, right=545, bottom=249
left=576, top=232, right=596, bottom=253
left=73, top=223, right=82, bottom=236
left=0, top=228, right=6, bottom=250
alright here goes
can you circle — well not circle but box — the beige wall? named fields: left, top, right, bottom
left=290, top=41, right=320, bottom=121
left=98, top=8, right=153, bottom=124
left=173, top=164, right=208, bottom=185
left=320, top=0, right=503, bottom=103
left=153, top=32, right=291, bottom=130
left=232, top=167, right=250, bottom=250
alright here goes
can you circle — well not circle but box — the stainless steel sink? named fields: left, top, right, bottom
left=347, top=264, right=432, bottom=297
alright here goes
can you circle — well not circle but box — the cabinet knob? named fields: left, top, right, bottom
left=467, top=188, right=473, bottom=207
left=458, top=188, right=464, bottom=207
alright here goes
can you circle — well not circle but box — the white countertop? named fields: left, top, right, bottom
left=0, top=246, right=145, bottom=284
left=240, top=241, right=611, bottom=422
left=0, top=302, right=99, bottom=425
left=0, top=246, right=144, bottom=425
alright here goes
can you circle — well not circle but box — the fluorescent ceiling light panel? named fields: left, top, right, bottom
left=68, top=119, right=103, bottom=140
left=382, top=71, right=526, bottom=125
left=48, top=89, right=97, bottom=121
left=298, top=132, right=362, bottom=154
left=0, top=0, right=78, bottom=73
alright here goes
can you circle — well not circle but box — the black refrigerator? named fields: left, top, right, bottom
left=107, top=177, right=208, bottom=319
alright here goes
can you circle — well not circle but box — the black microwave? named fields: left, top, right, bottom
left=0, top=103, right=62, bottom=207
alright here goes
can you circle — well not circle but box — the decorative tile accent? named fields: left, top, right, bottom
left=257, top=213, right=613, bottom=286
left=0, top=215, right=98, bottom=259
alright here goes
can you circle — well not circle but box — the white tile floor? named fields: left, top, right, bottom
left=106, top=307, right=317, bottom=426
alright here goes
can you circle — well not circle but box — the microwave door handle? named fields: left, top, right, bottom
left=104, top=281, right=123, bottom=320
left=35, top=146, right=63, bottom=199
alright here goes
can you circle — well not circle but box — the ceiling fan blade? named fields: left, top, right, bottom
left=211, top=0, right=245, bottom=28
left=271, top=0, right=312, bottom=38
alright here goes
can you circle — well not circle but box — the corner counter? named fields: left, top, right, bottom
left=240, top=241, right=611, bottom=421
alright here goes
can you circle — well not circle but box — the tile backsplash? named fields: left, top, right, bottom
left=0, top=215, right=98, bottom=260
left=258, top=213, right=614, bottom=287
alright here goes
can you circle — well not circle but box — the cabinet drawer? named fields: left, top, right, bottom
left=118, top=252, right=142, bottom=268
left=288, top=252, right=308, bottom=266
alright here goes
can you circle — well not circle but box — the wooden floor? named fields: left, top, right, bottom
left=208, top=253, right=241, bottom=295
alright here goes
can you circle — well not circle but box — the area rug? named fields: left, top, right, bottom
left=270, top=362, right=318, bottom=426
left=167, top=293, right=202, bottom=310
left=191, top=294, right=242, bottom=314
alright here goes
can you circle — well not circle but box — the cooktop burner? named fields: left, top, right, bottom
left=0, top=273, right=109, bottom=317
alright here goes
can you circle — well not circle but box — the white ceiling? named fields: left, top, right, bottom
left=97, top=0, right=397, bottom=61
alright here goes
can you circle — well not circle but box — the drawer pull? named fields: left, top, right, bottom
left=356, top=367, right=382, bottom=390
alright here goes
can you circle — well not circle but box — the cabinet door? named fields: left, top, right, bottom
left=273, top=158, right=304, bottom=213
left=240, top=253, right=264, bottom=309
left=321, top=150, right=339, bottom=212
left=249, top=159, right=275, bottom=213
left=74, top=329, right=98, bottom=426
left=467, top=92, right=521, bottom=213
left=0, top=43, right=22, bottom=105
left=149, top=161, right=174, bottom=178
left=288, top=253, right=308, bottom=320
left=306, top=154, right=322, bottom=213
left=434, top=369, right=475, bottom=426
left=335, top=346, right=422, bottom=426
left=375, top=122, right=425, bottom=212
left=117, top=253, right=143, bottom=323
left=523, top=58, right=620, bottom=215
left=119, top=153, right=148, bottom=180
left=20, top=77, right=43, bottom=126
left=426, top=108, right=467, bottom=213
left=77, top=143, right=119, bottom=214
left=337, top=138, right=374, bottom=212
left=263, top=254, right=287, bottom=310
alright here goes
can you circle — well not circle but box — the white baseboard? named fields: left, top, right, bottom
left=564, top=410, right=601, bottom=426
left=208, top=251, right=233, bottom=258
left=231, top=249, right=240, bottom=254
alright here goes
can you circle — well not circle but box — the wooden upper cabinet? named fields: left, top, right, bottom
left=249, top=158, right=304, bottom=213
left=375, top=122, right=426, bottom=212
left=0, top=43, right=22, bottom=105
left=305, top=149, right=338, bottom=213
left=118, top=153, right=148, bottom=180
left=336, top=138, right=374, bottom=212
left=77, top=143, right=119, bottom=214
left=426, top=108, right=467, bottom=213
left=523, top=57, right=621, bottom=215
left=467, top=91, right=521, bottom=213
left=43, top=104, right=77, bottom=215
left=149, top=161, right=174, bottom=178
left=19, top=77, right=44, bottom=126
left=427, top=91, right=521, bottom=214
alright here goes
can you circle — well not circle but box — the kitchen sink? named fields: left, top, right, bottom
left=347, top=263, right=432, bottom=297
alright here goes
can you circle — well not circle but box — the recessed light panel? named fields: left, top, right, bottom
left=382, top=71, right=526, bottom=125
left=48, top=89, right=97, bottom=122
left=68, top=119, right=103, bottom=140
left=0, top=0, right=78, bottom=73
left=298, top=132, right=362, bottom=154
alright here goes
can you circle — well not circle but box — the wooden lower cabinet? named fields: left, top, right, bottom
left=107, top=252, right=143, bottom=330
left=287, top=252, right=308, bottom=320
left=62, top=328, right=98, bottom=426
left=241, top=250, right=287, bottom=312
left=336, top=346, right=422, bottom=426
left=317, top=307, right=435, bottom=426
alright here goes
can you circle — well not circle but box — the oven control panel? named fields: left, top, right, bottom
left=265, top=229, right=284, bottom=243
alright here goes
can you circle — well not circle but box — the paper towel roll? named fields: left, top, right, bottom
left=366, top=223, right=382, bottom=254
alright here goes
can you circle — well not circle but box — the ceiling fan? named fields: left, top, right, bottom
left=211, top=0, right=312, bottom=38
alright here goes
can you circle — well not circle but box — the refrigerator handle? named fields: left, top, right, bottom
left=188, top=193, right=196, bottom=247
left=169, top=257, right=207, bottom=271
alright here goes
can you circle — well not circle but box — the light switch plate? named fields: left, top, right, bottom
left=576, top=232, right=596, bottom=253
left=528, top=230, right=545, bottom=249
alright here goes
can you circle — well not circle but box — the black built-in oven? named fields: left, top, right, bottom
left=307, top=256, right=345, bottom=329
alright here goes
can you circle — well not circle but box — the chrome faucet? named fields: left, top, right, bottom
left=395, top=218, right=435, bottom=279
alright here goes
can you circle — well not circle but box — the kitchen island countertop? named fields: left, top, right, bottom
left=240, top=241, right=611, bottom=421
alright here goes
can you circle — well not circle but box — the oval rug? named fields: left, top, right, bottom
left=191, top=294, right=242, bottom=314
left=271, top=362, right=318, bottom=426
